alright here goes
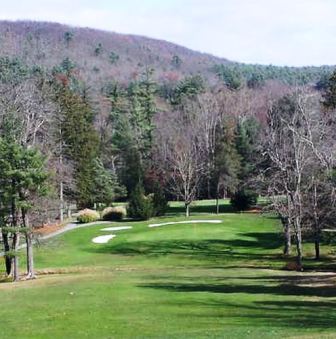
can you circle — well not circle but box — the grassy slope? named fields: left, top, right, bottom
left=1, top=202, right=336, bottom=338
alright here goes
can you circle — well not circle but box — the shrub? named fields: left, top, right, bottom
left=128, top=184, right=153, bottom=220
left=77, top=209, right=100, bottom=223
left=230, top=189, right=258, bottom=211
left=101, top=206, right=127, bottom=221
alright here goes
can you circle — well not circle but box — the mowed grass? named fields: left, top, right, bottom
left=1, top=201, right=336, bottom=338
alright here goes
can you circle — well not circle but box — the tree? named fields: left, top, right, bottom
left=0, top=62, right=55, bottom=273
left=155, top=110, right=205, bottom=217
left=105, top=82, right=143, bottom=194
left=247, top=72, right=265, bottom=89
left=303, top=170, right=336, bottom=259
left=214, top=65, right=243, bottom=90
left=95, top=43, right=103, bottom=56
left=213, top=117, right=241, bottom=212
left=107, top=71, right=158, bottom=195
left=53, top=82, right=99, bottom=208
left=128, top=183, right=153, bottom=220
left=64, top=31, right=74, bottom=47
left=172, top=75, right=205, bottom=105
left=171, top=55, right=182, bottom=69
left=235, top=117, right=260, bottom=182
left=91, top=158, right=126, bottom=206
left=230, top=189, right=258, bottom=211
left=151, top=182, right=168, bottom=216
left=264, top=90, right=317, bottom=268
left=0, top=138, right=48, bottom=281
left=322, top=70, right=336, bottom=110
left=128, top=68, right=157, bottom=162
left=109, top=52, right=119, bottom=64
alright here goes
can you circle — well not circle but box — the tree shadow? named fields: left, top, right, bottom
left=140, top=279, right=336, bottom=298
left=219, top=299, right=336, bottom=329
left=166, top=203, right=234, bottom=216
left=88, top=230, right=281, bottom=255
left=136, top=275, right=336, bottom=330
left=86, top=233, right=284, bottom=270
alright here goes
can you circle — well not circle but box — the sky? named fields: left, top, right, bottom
left=0, top=0, right=335, bottom=66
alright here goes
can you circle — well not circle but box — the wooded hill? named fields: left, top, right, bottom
left=0, top=20, right=334, bottom=89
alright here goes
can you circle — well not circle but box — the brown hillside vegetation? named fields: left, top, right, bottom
left=0, top=20, right=228, bottom=86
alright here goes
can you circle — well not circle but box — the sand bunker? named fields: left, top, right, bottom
left=148, top=220, right=222, bottom=228
left=92, top=234, right=116, bottom=244
left=100, top=226, right=133, bottom=232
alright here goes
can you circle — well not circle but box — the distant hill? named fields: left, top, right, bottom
left=0, top=20, right=334, bottom=89
left=0, top=21, right=230, bottom=86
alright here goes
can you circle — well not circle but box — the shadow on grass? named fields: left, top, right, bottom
left=208, top=299, right=336, bottom=329
left=140, top=278, right=336, bottom=298
left=166, top=203, right=234, bottom=216
left=299, top=256, right=336, bottom=272
left=89, top=230, right=281, bottom=253
left=136, top=275, right=336, bottom=329
left=87, top=232, right=283, bottom=268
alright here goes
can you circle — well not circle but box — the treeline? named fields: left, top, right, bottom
left=213, top=63, right=335, bottom=89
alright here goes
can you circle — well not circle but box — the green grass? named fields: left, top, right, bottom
left=1, top=200, right=336, bottom=338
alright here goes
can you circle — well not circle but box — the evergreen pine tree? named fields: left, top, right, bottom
left=54, top=83, right=99, bottom=208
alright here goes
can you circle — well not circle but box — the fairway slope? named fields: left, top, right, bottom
left=1, top=212, right=336, bottom=338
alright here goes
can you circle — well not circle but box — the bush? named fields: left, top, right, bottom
left=230, top=189, right=258, bottom=211
left=128, top=184, right=153, bottom=220
left=77, top=209, right=100, bottom=223
left=101, top=206, right=127, bottom=221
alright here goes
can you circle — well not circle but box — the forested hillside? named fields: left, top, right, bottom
left=0, top=21, right=334, bottom=88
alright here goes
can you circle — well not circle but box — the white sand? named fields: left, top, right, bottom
left=148, top=220, right=222, bottom=228
left=100, top=226, right=133, bottom=232
left=92, top=234, right=116, bottom=244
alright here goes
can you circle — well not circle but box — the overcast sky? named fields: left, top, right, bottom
left=1, top=0, right=335, bottom=66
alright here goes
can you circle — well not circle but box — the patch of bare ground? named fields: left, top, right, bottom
left=287, top=272, right=336, bottom=288
left=33, top=221, right=71, bottom=236
left=0, top=264, right=143, bottom=287
left=0, top=272, right=97, bottom=290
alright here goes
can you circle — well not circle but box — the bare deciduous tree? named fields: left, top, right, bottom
left=155, top=110, right=205, bottom=217
left=264, top=89, right=316, bottom=268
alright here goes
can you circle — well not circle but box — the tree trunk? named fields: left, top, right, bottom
left=2, top=231, right=12, bottom=275
left=216, top=184, right=220, bottom=214
left=25, top=231, right=35, bottom=279
left=284, top=225, right=291, bottom=256
left=296, top=240, right=303, bottom=270
left=67, top=203, right=72, bottom=218
left=59, top=181, right=64, bottom=223
left=314, top=230, right=320, bottom=260
left=23, top=212, right=35, bottom=279
left=294, top=220, right=303, bottom=271
left=207, top=177, right=211, bottom=200
left=59, top=130, right=64, bottom=223
left=12, top=232, right=20, bottom=282
left=185, top=203, right=190, bottom=217
left=282, top=217, right=291, bottom=256
left=11, top=187, right=19, bottom=282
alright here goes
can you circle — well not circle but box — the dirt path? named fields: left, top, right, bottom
left=0, top=221, right=112, bottom=256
